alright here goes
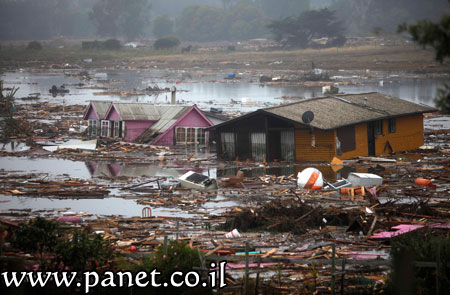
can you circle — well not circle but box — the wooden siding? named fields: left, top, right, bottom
left=374, top=114, right=424, bottom=155
left=341, top=114, right=424, bottom=159
left=295, top=127, right=336, bottom=162
left=341, top=123, right=368, bottom=159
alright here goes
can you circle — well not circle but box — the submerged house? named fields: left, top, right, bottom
left=210, top=93, right=435, bottom=162
left=83, top=101, right=217, bottom=145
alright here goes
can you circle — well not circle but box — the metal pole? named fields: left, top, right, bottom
left=331, top=243, right=336, bottom=295
left=244, top=241, right=249, bottom=295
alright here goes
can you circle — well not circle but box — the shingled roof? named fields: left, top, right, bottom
left=212, top=93, right=436, bottom=130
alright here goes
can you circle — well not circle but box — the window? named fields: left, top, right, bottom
left=337, top=125, right=356, bottom=153
left=176, top=127, right=186, bottom=143
left=101, top=120, right=110, bottom=137
left=221, top=132, right=235, bottom=159
left=186, top=128, right=195, bottom=143
left=197, top=128, right=206, bottom=144
left=114, top=121, right=120, bottom=138
left=88, top=119, right=98, bottom=136
left=375, top=120, right=383, bottom=135
left=175, top=127, right=207, bottom=145
left=388, top=118, right=396, bottom=133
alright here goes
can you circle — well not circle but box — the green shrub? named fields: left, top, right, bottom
left=103, top=39, right=121, bottom=50
left=54, top=229, right=113, bottom=272
left=12, top=217, right=60, bottom=265
left=385, top=229, right=450, bottom=295
left=136, top=240, right=206, bottom=294
left=26, top=41, right=42, bottom=50
left=153, top=36, right=180, bottom=50
left=82, top=39, right=121, bottom=50
left=82, top=40, right=103, bottom=49
left=140, top=240, right=200, bottom=280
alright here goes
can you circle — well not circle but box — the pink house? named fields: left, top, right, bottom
left=83, top=101, right=217, bottom=146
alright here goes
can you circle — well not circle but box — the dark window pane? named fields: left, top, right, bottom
left=337, top=125, right=356, bottom=153
left=389, top=118, right=396, bottom=133
left=375, top=120, right=383, bottom=135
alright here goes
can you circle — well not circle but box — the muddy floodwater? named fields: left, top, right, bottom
left=0, top=68, right=446, bottom=219
left=1, top=70, right=446, bottom=112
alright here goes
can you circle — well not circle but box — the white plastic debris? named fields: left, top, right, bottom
left=225, top=229, right=241, bottom=239
left=297, top=168, right=323, bottom=190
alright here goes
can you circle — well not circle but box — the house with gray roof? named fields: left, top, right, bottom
left=209, top=92, right=436, bottom=162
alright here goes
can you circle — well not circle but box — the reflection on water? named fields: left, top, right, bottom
left=1, top=71, right=446, bottom=111
left=0, top=157, right=91, bottom=178
left=0, top=156, right=357, bottom=182
left=0, top=194, right=193, bottom=218
left=86, top=162, right=184, bottom=178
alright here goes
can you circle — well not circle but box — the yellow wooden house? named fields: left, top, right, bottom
left=211, top=93, right=435, bottom=162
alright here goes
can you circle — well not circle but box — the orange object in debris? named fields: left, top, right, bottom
left=340, top=187, right=365, bottom=195
left=415, top=178, right=435, bottom=187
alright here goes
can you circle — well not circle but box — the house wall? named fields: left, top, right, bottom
left=341, top=123, right=368, bottom=159
left=154, top=107, right=212, bottom=146
left=375, top=114, right=424, bottom=155
left=85, top=105, right=100, bottom=120
left=340, top=114, right=424, bottom=159
left=124, top=120, right=154, bottom=142
left=295, top=127, right=336, bottom=162
left=104, top=106, right=121, bottom=121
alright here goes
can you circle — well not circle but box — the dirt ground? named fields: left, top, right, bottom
left=1, top=41, right=449, bottom=74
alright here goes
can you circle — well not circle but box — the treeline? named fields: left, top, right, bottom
left=0, top=0, right=95, bottom=40
left=0, top=0, right=449, bottom=43
left=331, top=0, right=450, bottom=34
left=0, top=0, right=311, bottom=41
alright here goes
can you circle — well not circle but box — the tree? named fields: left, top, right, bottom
left=152, top=14, right=174, bottom=38
left=90, top=0, right=151, bottom=40
left=267, top=8, right=345, bottom=48
left=399, top=0, right=450, bottom=114
left=54, top=230, right=113, bottom=272
left=176, top=4, right=229, bottom=41
left=256, top=0, right=310, bottom=19
left=228, top=1, right=268, bottom=40
left=12, top=217, right=60, bottom=266
left=331, top=0, right=450, bottom=34
left=153, top=36, right=180, bottom=50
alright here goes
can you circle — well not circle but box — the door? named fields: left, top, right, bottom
left=367, top=122, right=375, bottom=156
left=268, top=130, right=281, bottom=161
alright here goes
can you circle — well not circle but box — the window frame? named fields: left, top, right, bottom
left=375, top=120, right=383, bottom=135
left=175, top=127, right=207, bottom=145
left=114, top=121, right=120, bottom=138
left=388, top=118, right=396, bottom=133
left=101, top=120, right=110, bottom=137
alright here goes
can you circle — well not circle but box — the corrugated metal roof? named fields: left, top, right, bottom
left=212, top=93, right=436, bottom=131
left=136, top=106, right=191, bottom=142
left=113, top=103, right=160, bottom=121
left=90, top=101, right=111, bottom=119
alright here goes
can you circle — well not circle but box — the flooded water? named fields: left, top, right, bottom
left=0, top=194, right=193, bottom=218
left=0, top=156, right=354, bottom=182
left=0, top=156, right=217, bottom=179
left=1, top=70, right=446, bottom=112
left=0, top=157, right=92, bottom=178
left=1, top=68, right=447, bottom=217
